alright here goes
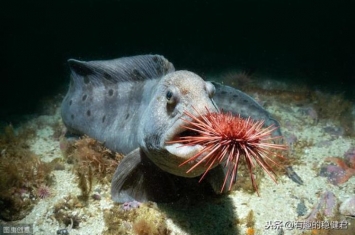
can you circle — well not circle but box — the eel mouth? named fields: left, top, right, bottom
left=176, top=129, right=199, bottom=139
left=165, top=120, right=204, bottom=160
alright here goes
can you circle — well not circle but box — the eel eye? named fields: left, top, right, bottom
left=166, top=90, right=174, bottom=104
left=165, top=87, right=180, bottom=113
left=166, top=90, right=173, bottom=100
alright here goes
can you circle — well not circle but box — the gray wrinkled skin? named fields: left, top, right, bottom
left=137, top=71, right=218, bottom=177
left=61, top=55, right=287, bottom=203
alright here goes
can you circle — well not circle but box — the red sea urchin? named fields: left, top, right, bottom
left=168, top=108, right=287, bottom=194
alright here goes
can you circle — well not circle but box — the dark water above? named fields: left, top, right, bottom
left=1, top=0, right=354, bottom=118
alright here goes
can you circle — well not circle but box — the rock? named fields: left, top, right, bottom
left=339, top=196, right=355, bottom=216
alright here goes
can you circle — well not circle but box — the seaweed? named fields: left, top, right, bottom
left=76, top=166, right=93, bottom=203
left=312, top=91, right=354, bottom=136
left=245, top=210, right=255, bottom=235
left=0, top=124, right=53, bottom=221
left=60, top=136, right=122, bottom=203
left=53, top=195, right=84, bottom=229
left=64, top=136, right=122, bottom=182
left=51, top=121, right=66, bottom=141
left=103, top=202, right=169, bottom=235
left=312, top=92, right=350, bottom=120
left=49, top=157, right=66, bottom=171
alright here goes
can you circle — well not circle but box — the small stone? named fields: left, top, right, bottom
left=296, top=200, right=307, bottom=216
left=92, top=193, right=101, bottom=200
left=339, top=196, right=355, bottom=216
left=121, top=200, right=141, bottom=211
left=56, top=228, right=69, bottom=235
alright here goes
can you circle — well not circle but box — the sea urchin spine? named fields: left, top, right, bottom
left=169, top=108, right=287, bottom=194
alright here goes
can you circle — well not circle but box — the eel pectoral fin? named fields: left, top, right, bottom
left=111, top=148, right=179, bottom=203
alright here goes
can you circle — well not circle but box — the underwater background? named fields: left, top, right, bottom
left=1, top=1, right=355, bottom=235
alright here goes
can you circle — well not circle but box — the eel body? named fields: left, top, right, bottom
left=61, top=55, right=296, bottom=203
